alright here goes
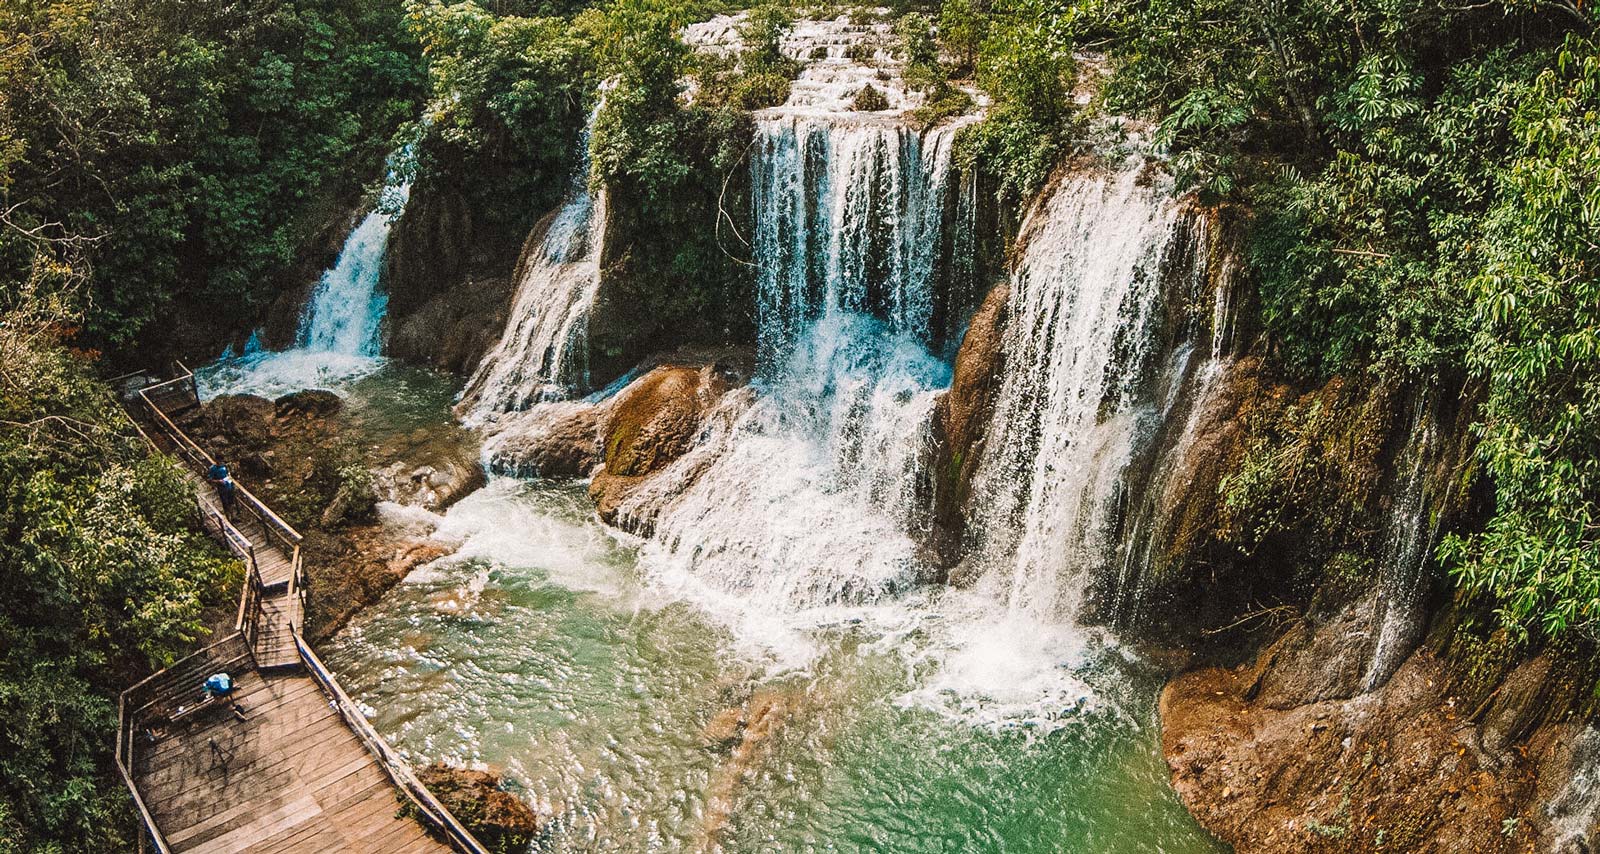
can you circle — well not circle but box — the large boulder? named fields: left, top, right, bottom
left=483, top=401, right=605, bottom=479
left=1250, top=591, right=1381, bottom=710
left=381, top=175, right=527, bottom=372
left=387, top=273, right=516, bottom=374
left=414, top=763, right=540, bottom=852
left=274, top=389, right=342, bottom=419
left=589, top=360, right=744, bottom=525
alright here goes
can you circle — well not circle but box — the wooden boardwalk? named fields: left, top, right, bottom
left=116, top=367, right=487, bottom=854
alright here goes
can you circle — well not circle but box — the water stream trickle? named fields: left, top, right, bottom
left=1364, top=393, right=1443, bottom=690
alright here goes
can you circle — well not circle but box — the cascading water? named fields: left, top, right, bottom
left=459, top=112, right=605, bottom=419
left=749, top=114, right=971, bottom=365
left=1106, top=222, right=1236, bottom=627
left=297, top=183, right=409, bottom=356
left=198, top=151, right=410, bottom=398
left=960, top=160, right=1195, bottom=624
left=321, top=72, right=1225, bottom=851
left=614, top=116, right=970, bottom=660
left=1363, top=394, right=1443, bottom=690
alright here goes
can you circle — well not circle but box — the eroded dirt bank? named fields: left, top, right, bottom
left=1161, top=599, right=1598, bottom=853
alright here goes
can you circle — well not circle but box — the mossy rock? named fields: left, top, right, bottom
left=851, top=84, right=890, bottom=112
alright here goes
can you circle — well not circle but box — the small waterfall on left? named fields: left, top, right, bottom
left=199, top=151, right=410, bottom=399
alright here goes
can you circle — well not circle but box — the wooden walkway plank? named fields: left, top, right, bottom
left=116, top=369, right=479, bottom=854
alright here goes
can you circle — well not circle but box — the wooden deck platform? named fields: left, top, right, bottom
left=116, top=366, right=486, bottom=854
left=135, top=665, right=444, bottom=853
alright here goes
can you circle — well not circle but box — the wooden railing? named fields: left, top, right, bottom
left=133, top=364, right=306, bottom=596
left=293, top=633, right=491, bottom=854
left=236, top=565, right=267, bottom=653
left=116, top=632, right=254, bottom=854
left=115, top=363, right=490, bottom=854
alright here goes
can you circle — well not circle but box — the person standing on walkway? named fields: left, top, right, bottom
left=206, top=461, right=237, bottom=519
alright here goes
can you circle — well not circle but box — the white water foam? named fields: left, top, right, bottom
left=199, top=157, right=410, bottom=399
left=598, top=147, right=1179, bottom=731
left=460, top=111, right=605, bottom=419
left=961, top=160, right=1185, bottom=622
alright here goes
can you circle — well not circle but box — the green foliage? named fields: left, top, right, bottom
left=895, top=13, right=943, bottom=91
left=1442, top=36, right=1600, bottom=640
left=1250, top=49, right=1539, bottom=380
left=0, top=0, right=423, bottom=352
left=406, top=0, right=592, bottom=242
left=853, top=84, right=893, bottom=111
left=739, top=2, right=798, bottom=76
left=1077, top=0, right=1597, bottom=639
left=584, top=0, right=696, bottom=200
left=0, top=293, right=238, bottom=851
left=957, top=0, right=1076, bottom=202
left=938, top=0, right=988, bottom=77
left=582, top=0, right=753, bottom=372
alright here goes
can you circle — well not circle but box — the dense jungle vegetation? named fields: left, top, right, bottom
left=1, top=0, right=1598, bottom=848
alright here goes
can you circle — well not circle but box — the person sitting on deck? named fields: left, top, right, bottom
left=203, top=672, right=234, bottom=698
left=206, top=461, right=237, bottom=519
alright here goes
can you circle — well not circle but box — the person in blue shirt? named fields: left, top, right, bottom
left=206, top=462, right=237, bottom=519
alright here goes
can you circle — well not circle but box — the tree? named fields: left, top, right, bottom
left=1443, top=36, right=1600, bottom=640
left=0, top=284, right=238, bottom=850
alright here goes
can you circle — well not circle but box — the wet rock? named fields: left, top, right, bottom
left=483, top=402, right=604, bottom=479
left=589, top=360, right=745, bottom=525
left=184, top=393, right=276, bottom=448
left=1163, top=636, right=1549, bottom=853
left=1253, top=592, right=1379, bottom=710
left=274, top=389, right=342, bottom=419
left=928, top=280, right=1009, bottom=573
left=415, top=763, right=539, bottom=852
left=702, top=706, right=745, bottom=751
left=388, top=273, right=517, bottom=374
left=373, top=455, right=487, bottom=512
left=1482, top=654, right=1556, bottom=753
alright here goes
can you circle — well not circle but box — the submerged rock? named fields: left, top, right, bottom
left=415, top=763, right=539, bottom=851
left=274, top=388, right=342, bottom=419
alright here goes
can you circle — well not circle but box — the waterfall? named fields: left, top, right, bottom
left=1363, top=394, right=1442, bottom=690
left=594, top=117, right=969, bottom=661
left=297, top=180, right=409, bottom=356
left=750, top=115, right=970, bottom=366
left=460, top=112, right=605, bottom=420
left=196, top=151, right=411, bottom=399
left=1547, top=727, right=1600, bottom=853
left=1102, top=231, right=1236, bottom=627
left=960, top=159, right=1196, bottom=624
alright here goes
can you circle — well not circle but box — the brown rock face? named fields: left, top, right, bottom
left=176, top=387, right=485, bottom=639
left=381, top=177, right=525, bottom=373
left=927, top=280, right=1010, bottom=573
left=589, top=361, right=742, bottom=526
left=387, top=273, right=516, bottom=374
left=415, top=763, right=539, bottom=852
left=1160, top=607, right=1576, bottom=854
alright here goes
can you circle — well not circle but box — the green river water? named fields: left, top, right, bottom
left=238, top=363, right=1222, bottom=853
